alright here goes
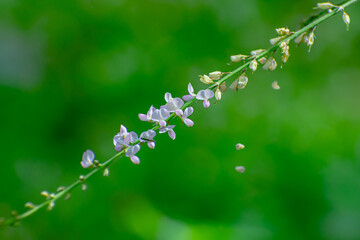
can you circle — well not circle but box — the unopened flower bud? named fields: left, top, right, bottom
left=79, top=175, right=85, bottom=181
left=25, top=202, right=35, bottom=209
left=47, top=201, right=55, bottom=211
left=237, top=73, right=248, bottom=89
left=81, top=184, right=87, bottom=191
left=263, top=56, right=277, bottom=71
left=250, top=49, right=266, bottom=56
left=342, top=11, right=350, bottom=31
left=103, top=168, right=110, bottom=177
left=236, top=143, right=245, bottom=150
left=270, top=36, right=283, bottom=45
left=314, top=2, right=335, bottom=10
left=215, top=88, right=222, bottom=101
left=41, top=191, right=49, bottom=198
left=249, top=59, right=258, bottom=72
left=230, top=54, right=248, bottom=63
left=258, top=57, right=267, bottom=64
left=209, top=71, right=223, bottom=80
left=49, top=193, right=56, bottom=199
left=199, top=75, right=214, bottom=84
left=276, top=27, right=290, bottom=35
left=230, top=74, right=248, bottom=91
left=57, top=186, right=65, bottom=192
left=235, top=166, right=246, bottom=173
left=93, top=160, right=100, bottom=166
left=272, top=81, right=280, bottom=90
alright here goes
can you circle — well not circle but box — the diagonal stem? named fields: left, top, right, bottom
left=1, top=0, right=358, bottom=228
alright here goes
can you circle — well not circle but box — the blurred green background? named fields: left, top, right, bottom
left=1, top=0, right=360, bottom=239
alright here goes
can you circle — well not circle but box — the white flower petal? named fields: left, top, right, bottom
left=120, top=125, right=127, bottom=135
left=196, top=90, right=206, bottom=100
left=204, top=89, right=214, bottom=99
left=160, top=108, right=170, bottom=119
left=183, top=107, right=194, bottom=118
left=126, top=144, right=140, bottom=157
left=165, top=92, right=172, bottom=102
left=188, top=83, right=195, bottom=95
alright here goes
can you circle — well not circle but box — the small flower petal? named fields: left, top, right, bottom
left=183, top=107, right=194, bottom=118
left=168, top=129, right=176, bottom=140
left=165, top=92, right=173, bottom=102
left=120, top=125, right=127, bottom=135
left=204, top=89, right=214, bottom=99
left=139, top=114, right=148, bottom=121
left=126, top=144, right=140, bottom=157
left=147, top=141, right=155, bottom=149
left=130, top=156, right=140, bottom=165
left=183, top=94, right=195, bottom=101
left=175, top=109, right=183, bottom=117
left=188, top=83, right=195, bottom=95
left=184, top=118, right=194, bottom=127
left=203, top=99, right=210, bottom=108
left=159, top=120, right=167, bottom=128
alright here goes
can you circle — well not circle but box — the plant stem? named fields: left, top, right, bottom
left=1, top=0, right=358, bottom=228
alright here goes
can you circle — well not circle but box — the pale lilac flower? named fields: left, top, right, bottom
left=139, top=105, right=155, bottom=122
left=113, top=125, right=138, bottom=152
left=140, top=129, right=156, bottom=149
left=81, top=149, right=95, bottom=168
left=196, top=89, right=214, bottom=108
left=182, top=83, right=196, bottom=102
left=152, top=108, right=170, bottom=128
left=181, top=107, right=194, bottom=127
left=159, top=125, right=176, bottom=140
left=162, top=92, right=184, bottom=117
left=126, top=144, right=141, bottom=165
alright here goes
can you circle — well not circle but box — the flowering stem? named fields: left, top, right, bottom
left=1, top=0, right=358, bottom=228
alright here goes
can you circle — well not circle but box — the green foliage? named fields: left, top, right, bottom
left=0, top=0, right=359, bottom=239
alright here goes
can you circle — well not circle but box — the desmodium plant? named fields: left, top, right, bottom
left=0, top=0, right=358, bottom=228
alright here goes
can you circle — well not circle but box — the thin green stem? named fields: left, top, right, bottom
left=1, top=0, right=358, bottom=228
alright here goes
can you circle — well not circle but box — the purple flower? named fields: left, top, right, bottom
left=126, top=144, right=141, bottom=165
left=182, top=83, right=196, bottom=102
left=196, top=89, right=214, bottom=108
left=140, top=129, right=156, bottom=149
left=113, top=125, right=138, bottom=152
left=152, top=108, right=170, bottom=128
left=162, top=92, right=184, bottom=117
left=159, top=125, right=176, bottom=140
left=81, top=149, right=95, bottom=168
left=139, top=105, right=155, bottom=122
left=181, top=107, right=194, bottom=127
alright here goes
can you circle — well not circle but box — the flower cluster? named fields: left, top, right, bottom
left=80, top=82, right=217, bottom=167
left=79, top=1, right=354, bottom=171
